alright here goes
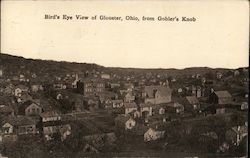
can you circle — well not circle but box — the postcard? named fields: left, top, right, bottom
left=0, top=0, right=248, bottom=157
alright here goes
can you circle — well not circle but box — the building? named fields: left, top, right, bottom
left=124, top=92, right=135, bottom=103
left=1, top=116, right=38, bottom=135
left=144, top=127, right=165, bottom=142
left=31, top=84, right=43, bottom=92
left=101, top=73, right=111, bottom=79
left=40, top=111, right=61, bottom=122
left=18, top=101, right=43, bottom=116
left=166, top=102, right=184, bottom=114
left=184, top=96, right=200, bottom=112
left=225, top=125, right=247, bottom=146
left=139, top=103, right=153, bottom=117
left=40, top=111, right=70, bottom=140
left=124, top=102, right=138, bottom=115
left=0, top=105, right=14, bottom=117
left=209, top=91, right=232, bottom=105
left=111, top=100, right=124, bottom=108
left=77, top=78, right=105, bottom=96
left=143, top=86, right=172, bottom=105
left=115, top=115, right=136, bottom=130
left=14, top=85, right=29, bottom=97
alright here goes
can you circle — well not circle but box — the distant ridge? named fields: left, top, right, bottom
left=0, top=53, right=247, bottom=77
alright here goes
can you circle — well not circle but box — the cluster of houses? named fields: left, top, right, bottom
left=0, top=66, right=248, bottom=154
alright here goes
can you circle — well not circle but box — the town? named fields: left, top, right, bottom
left=0, top=53, right=248, bottom=157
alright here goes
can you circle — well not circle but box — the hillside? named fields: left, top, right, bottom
left=0, top=53, right=246, bottom=78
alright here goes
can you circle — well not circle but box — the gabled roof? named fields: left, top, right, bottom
left=18, top=100, right=42, bottom=114
left=124, top=102, right=137, bottom=108
left=185, top=96, right=199, bottom=104
left=145, top=86, right=172, bottom=98
left=214, top=91, right=232, bottom=98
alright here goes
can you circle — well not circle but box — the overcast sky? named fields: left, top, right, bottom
left=1, top=0, right=249, bottom=69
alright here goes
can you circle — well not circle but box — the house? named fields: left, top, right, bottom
left=18, top=101, right=42, bottom=116
left=225, top=125, right=248, bottom=146
left=43, top=122, right=71, bottom=141
left=240, top=102, right=248, bottom=110
left=124, top=83, right=134, bottom=91
left=115, top=115, right=136, bottom=130
left=77, top=78, right=105, bottom=96
left=98, top=91, right=117, bottom=104
left=139, top=103, right=153, bottom=117
left=59, top=124, right=71, bottom=141
left=1, top=116, right=38, bottom=135
left=19, top=74, right=27, bottom=82
left=101, top=73, right=111, bottom=79
left=152, top=104, right=167, bottom=115
left=124, top=92, right=135, bottom=103
left=31, top=84, right=43, bottom=92
left=184, top=96, right=200, bottom=112
left=0, top=105, right=14, bottom=117
left=14, top=85, right=29, bottom=97
left=53, top=83, right=67, bottom=90
left=3, top=85, right=14, bottom=95
left=144, top=127, right=165, bottom=142
left=40, top=111, right=70, bottom=140
left=83, top=96, right=100, bottom=111
left=72, top=74, right=79, bottom=88
left=143, top=86, right=172, bottom=105
left=124, top=102, right=138, bottom=115
left=166, top=102, right=184, bottom=114
left=111, top=100, right=124, bottom=108
left=209, top=91, right=232, bottom=105
left=110, top=83, right=120, bottom=89
left=16, top=92, right=33, bottom=103
left=216, top=72, right=223, bottom=79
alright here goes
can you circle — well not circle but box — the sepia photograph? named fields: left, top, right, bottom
left=0, top=0, right=249, bottom=157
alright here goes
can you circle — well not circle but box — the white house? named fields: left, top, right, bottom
left=115, top=115, right=136, bottom=130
